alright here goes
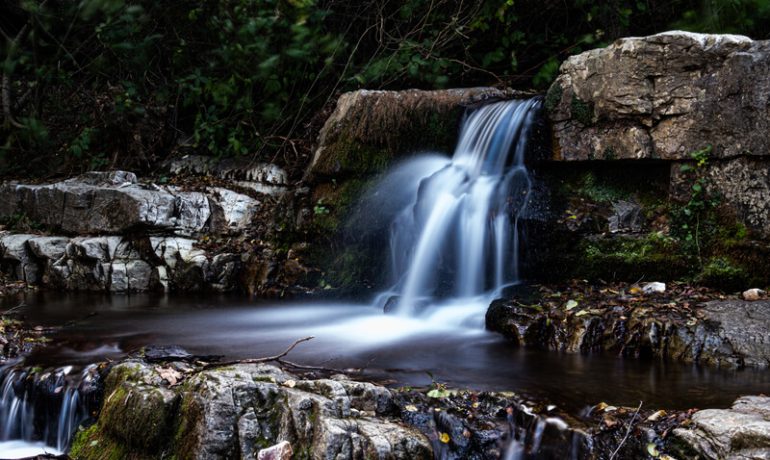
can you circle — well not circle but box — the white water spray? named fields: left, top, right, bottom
left=378, top=98, right=541, bottom=315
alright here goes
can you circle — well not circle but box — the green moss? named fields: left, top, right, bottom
left=68, top=423, right=132, bottom=460
left=570, top=94, right=594, bottom=126
left=697, top=257, right=748, bottom=291
left=602, top=147, right=617, bottom=160
left=577, top=172, right=629, bottom=203
left=578, top=233, right=694, bottom=281
left=545, top=83, right=563, bottom=113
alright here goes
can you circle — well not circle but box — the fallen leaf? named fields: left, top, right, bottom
left=647, top=443, right=660, bottom=457
left=565, top=300, right=579, bottom=310
left=157, top=367, right=183, bottom=386
left=439, top=432, right=451, bottom=444
left=646, top=410, right=667, bottom=422
left=404, top=405, right=418, bottom=412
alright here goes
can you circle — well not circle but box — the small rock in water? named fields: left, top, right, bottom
left=642, top=282, right=666, bottom=294
left=258, top=441, right=292, bottom=460
left=742, top=288, right=766, bottom=301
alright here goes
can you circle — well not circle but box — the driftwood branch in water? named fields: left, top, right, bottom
left=201, top=336, right=322, bottom=370
left=608, top=401, right=644, bottom=460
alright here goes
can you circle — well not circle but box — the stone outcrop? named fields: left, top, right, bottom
left=547, top=31, right=770, bottom=162
left=306, top=87, right=527, bottom=180
left=0, top=232, right=242, bottom=292
left=0, top=170, right=317, bottom=294
left=71, top=361, right=433, bottom=460
left=672, top=396, right=770, bottom=459
left=0, top=171, right=259, bottom=236
left=486, top=295, right=770, bottom=368
left=541, top=31, right=770, bottom=252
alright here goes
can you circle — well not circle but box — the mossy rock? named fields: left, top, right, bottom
left=70, top=362, right=179, bottom=459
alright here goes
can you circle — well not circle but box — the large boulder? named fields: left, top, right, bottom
left=547, top=31, right=770, bottom=161
left=71, top=362, right=433, bottom=460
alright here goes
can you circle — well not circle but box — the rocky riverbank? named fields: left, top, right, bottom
left=18, top=347, right=759, bottom=460
left=486, top=281, right=770, bottom=368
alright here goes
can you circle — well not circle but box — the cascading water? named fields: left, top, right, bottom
left=0, top=363, right=100, bottom=457
left=376, top=98, right=541, bottom=315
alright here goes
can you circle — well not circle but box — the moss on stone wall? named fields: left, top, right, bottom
left=576, top=234, right=694, bottom=281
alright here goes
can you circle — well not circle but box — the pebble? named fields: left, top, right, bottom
left=742, top=288, right=766, bottom=301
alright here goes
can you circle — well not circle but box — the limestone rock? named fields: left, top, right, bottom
left=168, top=156, right=289, bottom=196
left=306, top=87, right=527, bottom=179
left=0, top=173, right=211, bottom=235
left=547, top=31, right=770, bottom=162
left=207, top=187, right=260, bottom=232
left=672, top=396, right=770, bottom=459
left=0, top=234, right=38, bottom=283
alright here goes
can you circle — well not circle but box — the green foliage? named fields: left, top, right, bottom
left=671, top=146, right=721, bottom=261
left=1, top=1, right=769, bottom=176
left=697, top=257, right=748, bottom=291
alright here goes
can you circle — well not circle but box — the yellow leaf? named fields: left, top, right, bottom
left=439, top=432, right=450, bottom=444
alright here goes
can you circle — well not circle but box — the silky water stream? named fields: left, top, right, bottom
left=2, top=99, right=770, bottom=457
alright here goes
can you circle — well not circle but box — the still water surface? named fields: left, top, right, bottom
left=8, top=291, right=770, bottom=412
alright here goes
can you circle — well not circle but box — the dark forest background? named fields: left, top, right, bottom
left=2, top=0, right=769, bottom=178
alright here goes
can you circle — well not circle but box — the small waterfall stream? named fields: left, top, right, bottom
left=0, top=363, right=100, bottom=457
left=376, top=98, right=541, bottom=315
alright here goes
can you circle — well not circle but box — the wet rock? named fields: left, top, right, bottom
left=548, top=31, right=770, bottom=162
left=135, top=345, right=194, bottom=363
left=257, top=441, right=292, bottom=460
left=73, top=363, right=432, bottom=459
left=671, top=396, right=770, bottom=459
left=743, top=288, right=766, bottom=301
left=487, top=295, right=770, bottom=368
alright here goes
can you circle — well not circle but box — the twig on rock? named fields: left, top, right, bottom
left=609, top=401, right=643, bottom=460
left=202, top=336, right=318, bottom=370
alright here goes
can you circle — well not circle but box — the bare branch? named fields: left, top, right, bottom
left=202, top=336, right=316, bottom=369
left=609, top=401, right=643, bottom=460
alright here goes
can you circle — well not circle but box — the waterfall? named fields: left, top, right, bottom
left=0, top=363, right=100, bottom=455
left=378, top=98, right=541, bottom=315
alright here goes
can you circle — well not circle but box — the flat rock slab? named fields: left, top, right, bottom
left=673, top=396, right=770, bottom=459
left=0, top=171, right=259, bottom=236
